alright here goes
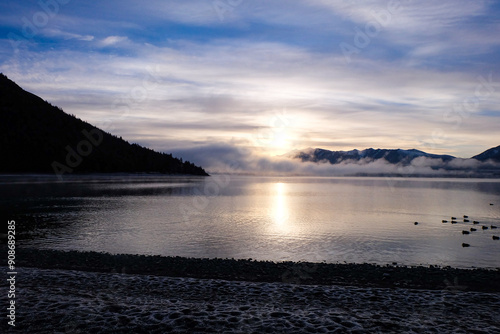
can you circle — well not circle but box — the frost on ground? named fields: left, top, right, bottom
left=1, top=267, right=499, bottom=333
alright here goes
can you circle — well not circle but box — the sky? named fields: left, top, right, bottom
left=1, top=0, right=500, bottom=174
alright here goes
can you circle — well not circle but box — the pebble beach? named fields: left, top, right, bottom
left=1, top=247, right=500, bottom=333
left=1, top=266, right=500, bottom=333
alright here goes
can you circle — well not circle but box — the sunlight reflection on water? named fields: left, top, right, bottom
left=271, top=182, right=291, bottom=231
left=3, top=175, right=500, bottom=268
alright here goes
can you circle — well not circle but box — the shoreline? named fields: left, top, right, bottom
left=2, top=173, right=500, bottom=180
left=5, top=246, right=500, bottom=292
left=2, top=247, right=500, bottom=332
left=1, top=265, right=500, bottom=333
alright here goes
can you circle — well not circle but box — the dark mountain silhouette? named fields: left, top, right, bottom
left=289, top=146, right=500, bottom=177
left=293, top=147, right=455, bottom=165
left=472, top=145, right=500, bottom=163
left=0, top=73, right=208, bottom=177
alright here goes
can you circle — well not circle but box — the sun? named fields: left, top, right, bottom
left=252, top=109, right=301, bottom=156
left=254, top=128, right=294, bottom=156
left=270, top=131, right=289, bottom=151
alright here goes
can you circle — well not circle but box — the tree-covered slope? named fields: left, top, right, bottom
left=0, top=73, right=208, bottom=176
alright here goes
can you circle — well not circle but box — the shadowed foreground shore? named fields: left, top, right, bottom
left=2, top=247, right=500, bottom=333
left=7, top=246, right=500, bottom=292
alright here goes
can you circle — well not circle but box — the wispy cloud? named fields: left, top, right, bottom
left=41, top=28, right=94, bottom=41
left=99, top=36, right=129, bottom=47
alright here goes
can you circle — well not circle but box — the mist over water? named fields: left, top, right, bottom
left=3, top=175, right=500, bottom=268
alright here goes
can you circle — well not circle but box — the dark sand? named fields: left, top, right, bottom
left=9, top=247, right=500, bottom=292
left=1, top=247, right=500, bottom=333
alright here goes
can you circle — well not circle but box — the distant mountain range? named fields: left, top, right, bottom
left=293, top=148, right=458, bottom=165
left=0, top=74, right=208, bottom=177
left=472, top=146, right=500, bottom=162
left=289, top=146, right=500, bottom=176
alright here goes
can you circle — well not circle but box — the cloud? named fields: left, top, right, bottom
left=170, top=142, right=500, bottom=177
left=41, top=28, right=94, bottom=41
left=99, top=36, right=129, bottom=47
left=1, top=0, right=499, bottom=167
left=2, top=36, right=499, bottom=159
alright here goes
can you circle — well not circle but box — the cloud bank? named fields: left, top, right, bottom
left=171, top=143, right=500, bottom=177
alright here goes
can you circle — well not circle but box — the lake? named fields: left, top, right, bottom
left=2, top=175, right=500, bottom=268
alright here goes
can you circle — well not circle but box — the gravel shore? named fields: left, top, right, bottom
left=1, top=247, right=500, bottom=333
left=1, top=266, right=499, bottom=333
left=7, top=247, right=500, bottom=292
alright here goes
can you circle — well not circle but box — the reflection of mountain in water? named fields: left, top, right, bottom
left=6, top=176, right=500, bottom=268
left=0, top=175, right=207, bottom=200
left=0, top=175, right=209, bottom=240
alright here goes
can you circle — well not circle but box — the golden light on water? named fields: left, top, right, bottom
left=272, top=182, right=290, bottom=228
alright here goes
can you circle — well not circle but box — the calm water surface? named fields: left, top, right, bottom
left=2, top=175, right=500, bottom=268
